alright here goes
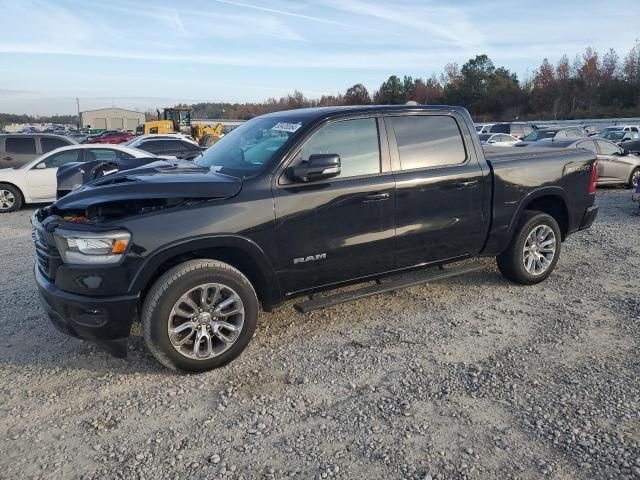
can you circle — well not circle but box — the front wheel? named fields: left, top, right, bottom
left=0, top=183, right=22, bottom=213
left=629, top=168, right=640, bottom=189
left=497, top=211, right=561, bottom=285
left=142, top=259, right=259, bottom=372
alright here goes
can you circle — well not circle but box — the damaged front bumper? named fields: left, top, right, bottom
left=35, top=265, right=138, bottom=357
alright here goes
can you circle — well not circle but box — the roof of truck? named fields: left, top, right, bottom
left=260, top=105, right=469, bottom=121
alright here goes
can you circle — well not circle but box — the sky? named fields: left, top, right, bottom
left=1, top=0, right=639, bottom=116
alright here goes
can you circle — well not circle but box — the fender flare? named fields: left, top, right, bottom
left=129, top=234, right=281, bottom=309
left=506, top=186, right=569, bottom=240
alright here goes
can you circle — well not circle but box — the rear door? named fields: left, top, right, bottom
left=2, top=137, right=37, bottom=167
left=272, top=116, right=396, bottom=294
left=385, top=113, right=488, bottom=268
left=41, top=137, right=72, bottom=154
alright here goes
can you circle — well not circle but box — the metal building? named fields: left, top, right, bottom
left=80, top=108, right=145, bottom=131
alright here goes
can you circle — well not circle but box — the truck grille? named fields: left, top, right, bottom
left=32, top=226, right=61, bottom=280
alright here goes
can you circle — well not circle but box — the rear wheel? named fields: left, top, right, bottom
left=0, top=184, right=22, bottom=213
left=497, top=211, right=561, bottom=285
left=142, top=259, right=258, bottom=372
left=629, top=168, right=640, bottom=189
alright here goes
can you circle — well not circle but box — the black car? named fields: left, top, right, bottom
left=127, top=136, right=203, bottom=160
left=33, top=105, right=598, bottom=372
left=619, top=139, right=640, bottom=155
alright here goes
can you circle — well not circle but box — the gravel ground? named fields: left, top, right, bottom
left=0, top=189, right=638, bottom=480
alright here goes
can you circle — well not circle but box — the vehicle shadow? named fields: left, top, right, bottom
left=0, top=315, right=170, bottom=375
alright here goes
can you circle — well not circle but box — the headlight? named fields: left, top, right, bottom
left=54, top=229, right=131, bottom=265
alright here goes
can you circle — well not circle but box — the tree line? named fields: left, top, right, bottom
left=3, top=41, right=640, bottom=127
left=191, top=41, right=640, bottom=122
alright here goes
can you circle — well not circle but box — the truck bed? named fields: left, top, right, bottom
left=480, top=145, right=597, bottom=256
left=482, top=145, right=587, bottom=162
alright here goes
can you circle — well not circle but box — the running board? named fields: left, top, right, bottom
left=293, top=264, right=484, bottom=313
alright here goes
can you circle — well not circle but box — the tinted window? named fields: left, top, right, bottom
left=391, top=115, right=466, bottom=170
left=84, top=149, right=123, bottom=161
left=180, top=141, right=199, bottom=151
left=5, top=137, right=36, bottom=154
left=41, top=137, right=71, bottom=153
left=41, top=150, right=81, bottom=168
left=139, top=140, right=169, bottom=153
left=300, top=118, right=380, bottom=178
left=596, top=140, right=621, bottom=155
left=576, top=140, right=598, bottom=153
left=489, top=124, right=509, bottom=134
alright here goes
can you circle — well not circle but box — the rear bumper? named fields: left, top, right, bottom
left=579, top=205, right=599, bottom=230
left=35, top=265, right=138, bottom=357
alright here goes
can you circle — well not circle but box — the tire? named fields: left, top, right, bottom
left=142, top=259, right=259, bottom=372
left=496, top=211, right=561, bottom=285
left=628, top=168, right=640, bottom=189
left=0, top=183, right=23, bottom=213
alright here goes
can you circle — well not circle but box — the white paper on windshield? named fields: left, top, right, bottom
left=271, top=122, right=302, bottom=133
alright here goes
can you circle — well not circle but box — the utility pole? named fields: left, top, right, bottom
left=76, top=98, right=80, bottom=128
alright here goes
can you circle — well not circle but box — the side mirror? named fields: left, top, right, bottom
left=622, top=148, right=630, bottom=156
left=487, top=140, right=496, bottom=144
left=289, top=154, right=341, bottom=183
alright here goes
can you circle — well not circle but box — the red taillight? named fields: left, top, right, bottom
left=589, top=159, right=598, bottom=194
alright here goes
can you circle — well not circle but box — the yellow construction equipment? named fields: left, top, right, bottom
left=139, top=107, right=224, bottom=144
left=192, top=123, right=223, bottom=146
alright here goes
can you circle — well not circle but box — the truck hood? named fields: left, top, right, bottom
left=53, top=160, right=243, bottom=211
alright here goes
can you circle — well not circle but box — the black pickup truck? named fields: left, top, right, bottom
left=32, top=106, right=599, bottom=372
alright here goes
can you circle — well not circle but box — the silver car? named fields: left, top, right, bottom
left=534, top=138, right=640, bottom=189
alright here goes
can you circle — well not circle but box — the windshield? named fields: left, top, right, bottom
left=196, top=117, right=301, bottom=178
left=523, top=129, right=556, bottom=141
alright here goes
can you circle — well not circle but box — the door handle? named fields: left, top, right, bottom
left=457, top=180, right=478, bottom=188
left=3, top=156, right=11, bottom=161
left=363, top=192, right=390, bottom=202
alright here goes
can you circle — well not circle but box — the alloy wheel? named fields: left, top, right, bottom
left=522, top=224, right=557, bottom=276
left=0, top=189, right=15, bottom=210
left=167, top=283, right=245, bottom=360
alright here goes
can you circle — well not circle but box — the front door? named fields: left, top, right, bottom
left=273, top=117, right=396, bottom=295
left=26, top=149, right=82, bottom=200
left=385, top=113, right=489, bottom=268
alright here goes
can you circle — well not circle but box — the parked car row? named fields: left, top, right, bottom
left=0, top=144, right=176, bottom=212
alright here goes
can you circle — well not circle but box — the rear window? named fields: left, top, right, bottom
left=596, top=140, right=621, bottom=155
left=390, top=115, right=466, bottom=170
left=41, top=137, right=71, bottom=153
left=576, top=140, right=598, bottom=153
left=5, top=137, right=36, bottom=154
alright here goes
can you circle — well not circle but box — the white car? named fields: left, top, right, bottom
left=125, top=133, right=198, bottom=146
left=475, top=123, right=495, bottom=134
left=478, top=133, right=520, bottom=146
left=0, top=144, right=158, bottom=213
